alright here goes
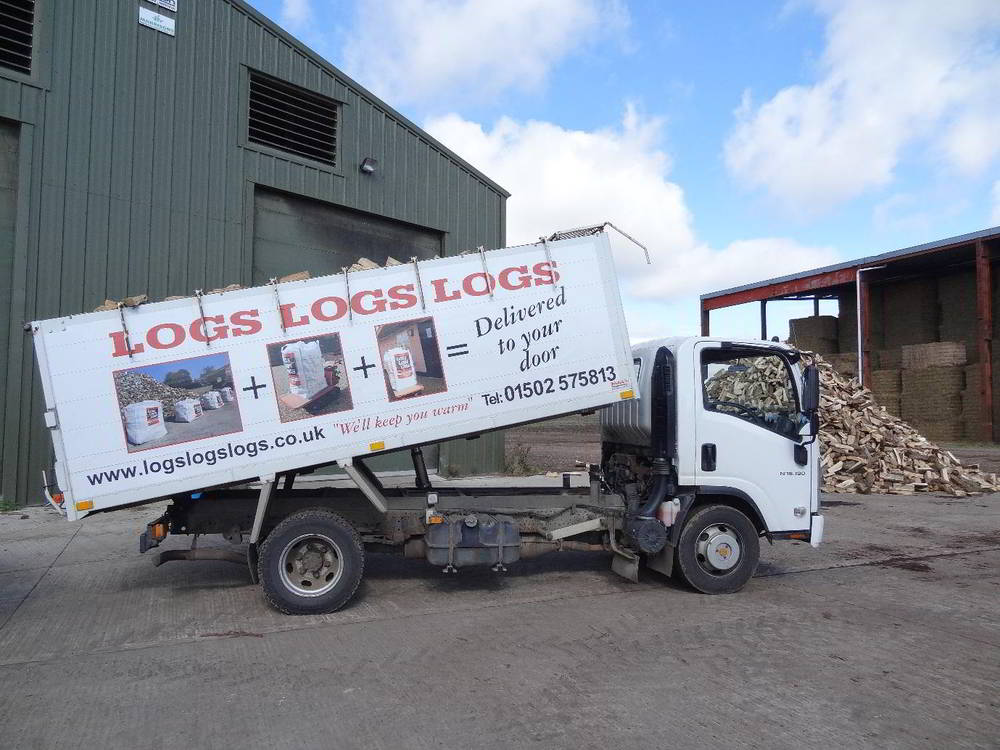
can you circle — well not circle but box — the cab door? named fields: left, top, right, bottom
left=693, top=342, right=811, bottom=532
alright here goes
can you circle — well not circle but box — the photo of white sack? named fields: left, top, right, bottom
left=267, top=333, right=354, bottom=423
left=200, top=390, right=224, bottom=410
left=113, top=351, right=244, bottom=453
left=282, top=339, right=328, bottom=399
left=122, top=400, right=167, bottom=445
left=173, top=398, right=203, bottom=423
left=374, top=316, right=448, bottom=402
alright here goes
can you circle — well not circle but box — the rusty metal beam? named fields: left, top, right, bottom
left=702, top=267, right=858, bottom=311
left=975, top=240, right=993, bottom=441
left=702, top=236, right=986, bottom=312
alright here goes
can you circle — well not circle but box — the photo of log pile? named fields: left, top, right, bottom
left=112, top=371, right=198, bottom=418
left=709, top=353, right=1000, bottom=496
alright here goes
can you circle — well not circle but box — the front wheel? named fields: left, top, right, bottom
left=674, top=504, right=759, bottom=594
left=257, top=509, right=365, bottom=614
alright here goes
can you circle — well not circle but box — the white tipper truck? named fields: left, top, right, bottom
left=29, top=224, right=824, bottom=614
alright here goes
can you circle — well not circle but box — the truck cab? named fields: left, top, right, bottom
left=601, top=337, right=823, bottom=592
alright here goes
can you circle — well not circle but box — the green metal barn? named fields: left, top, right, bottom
left=0, top=0, right=510, bottom=505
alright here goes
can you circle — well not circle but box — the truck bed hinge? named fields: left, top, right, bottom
left=269, top=278, right=286, bottom=332
left=411, top=257, right=427, bottom=309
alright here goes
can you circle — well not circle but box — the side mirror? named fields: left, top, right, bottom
left=801, top=365, right=820, bottom=413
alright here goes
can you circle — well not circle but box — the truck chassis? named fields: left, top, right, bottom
left=138, top=447, right=769, bottom=614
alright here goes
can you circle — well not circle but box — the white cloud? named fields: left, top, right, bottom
left=724, top=0, right=1000, bottom=214
left=281, top=0, right=312, bottom=27
left=342, top=0, right=626, bottom=106
left=991, top=181, right=1000, bottom=226
left=426, top=109, right=836, bottom=334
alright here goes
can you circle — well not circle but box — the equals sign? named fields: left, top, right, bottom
left=447, top=343, right=469, bottom=357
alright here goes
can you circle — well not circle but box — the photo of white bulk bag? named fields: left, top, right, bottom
left=383, top=346, right=419, bottom=394
left=174, top=398, right=203, bottom=423
left=220, top=386, right=235, bottom=403
left=282, top=340, right=327, bottom=399
left=200, top=391, right=224, bottom=410
left=123, top=400, right=168, bottom=445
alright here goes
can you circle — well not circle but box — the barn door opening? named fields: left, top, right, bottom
left=251, top=187, right=444, bottom=473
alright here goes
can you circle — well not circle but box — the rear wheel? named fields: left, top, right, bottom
left=674, top=504, right=759, bottom=594
left=257, top=509, right=365, bottom=614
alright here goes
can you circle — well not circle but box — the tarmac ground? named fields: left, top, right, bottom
left=0, top=476, right=997, bottom=749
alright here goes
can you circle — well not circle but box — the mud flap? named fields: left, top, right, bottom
left=611, top=551, right=639, bottom=583
left=644, top=542, right=674, bottom=577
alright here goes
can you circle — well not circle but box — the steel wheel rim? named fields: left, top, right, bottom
left=695, top=523, right=742, bottom=575
left=278, top=533, right=344, bottom=597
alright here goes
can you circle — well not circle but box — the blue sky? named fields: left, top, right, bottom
left=247, top=0, right=1000, bottom=341
left=125, top=353, right=230, bottom=384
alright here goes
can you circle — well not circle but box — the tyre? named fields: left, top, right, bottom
left=257, top=509, right=365, bottom=615
left=674, top=504, right=759, bottom=594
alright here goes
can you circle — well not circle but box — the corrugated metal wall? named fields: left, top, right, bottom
left=0, top=0, right=507, bottom=505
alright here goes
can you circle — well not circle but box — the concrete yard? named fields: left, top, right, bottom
left=1, top=484, right=998, bottom=749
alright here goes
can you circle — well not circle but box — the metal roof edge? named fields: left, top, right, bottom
left=700, top=225, right=1000, bottom=301
left=230, top=0, right=511, bottom=199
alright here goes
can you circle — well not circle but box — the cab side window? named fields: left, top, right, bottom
left=701, top=350, right=801, bottom=440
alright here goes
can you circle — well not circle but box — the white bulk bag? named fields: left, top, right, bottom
left=383, top=346, right=419, bottom=394
left=220, top=386, right=235, bottom=403
left=174, top=398, right=203, bottom=423
left=123, top=400, right=168, bottom=445
left=200, top=391, right=223, bottom=410
left=282, top=340, right=327, bottom=399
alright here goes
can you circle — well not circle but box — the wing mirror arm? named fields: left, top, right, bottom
left=800, top=364, right=821, bottom=445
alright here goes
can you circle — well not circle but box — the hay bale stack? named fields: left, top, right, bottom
left=901, top=341, right=967, bottom=370
left=899, top=342, right=967, bottom=441
left=937, top=271, right=979, bottom=362
left=874, top=348, right=903, bottom=369
left=870, top=369, right=902, bottom=417
left=789, top=315, right=839, bottom=354
left=961, top=365, right=988, bottom=440
left=837, top=292, right=858, bottom=354
left=826, top=353, right=858, bottom=378
left=883, top=278, right=938, bottom=347
left=900, top=366, right=964, bottom=441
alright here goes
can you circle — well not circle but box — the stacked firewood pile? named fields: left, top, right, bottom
left=705, top=353, right=1000, bottom=496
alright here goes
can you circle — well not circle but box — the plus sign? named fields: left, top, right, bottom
left=353, top=356, right=377, bottom=379
left=242, top=376, right=268, bottom=399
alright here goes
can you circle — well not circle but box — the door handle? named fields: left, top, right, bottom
left=701, top=443, right=716, bottom=471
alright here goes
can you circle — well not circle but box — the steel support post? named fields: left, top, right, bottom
left=976, top=240, right=994, bottom=441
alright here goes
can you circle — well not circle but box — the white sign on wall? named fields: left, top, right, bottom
left=150, top=0, right=178, bottom=12
left=138, top=7, right=176, bottom=36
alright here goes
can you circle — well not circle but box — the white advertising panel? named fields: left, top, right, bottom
left=31, top=233, right=635, bottom=518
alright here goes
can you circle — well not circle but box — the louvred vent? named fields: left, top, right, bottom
left=248, top=71, right=337, bottom=165
left=0, top=0, right=34, bottom=76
